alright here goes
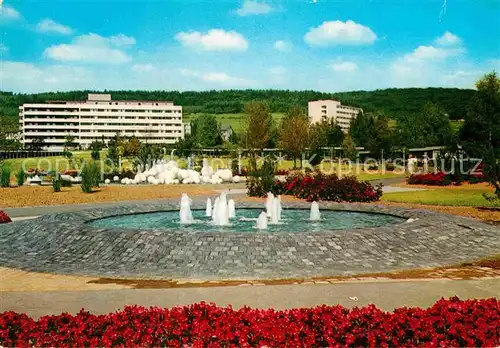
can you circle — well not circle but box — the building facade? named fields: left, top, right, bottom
left=308, top=100, right=362, bottom=133
left=19, top=94, right=185, bottom=151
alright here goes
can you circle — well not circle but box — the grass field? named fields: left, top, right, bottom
left=184, top=113, right=286, bottom=133
left=382, top=183, right=499, bottom=207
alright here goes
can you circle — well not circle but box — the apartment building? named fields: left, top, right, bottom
left=308, top=100, right=362, bottom=133
left=19, top=93, right=185, bottom=151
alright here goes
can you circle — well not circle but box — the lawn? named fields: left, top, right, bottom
left=184, top=113, right=285, bottom=133
left=382, top=183, right=499, bottom=207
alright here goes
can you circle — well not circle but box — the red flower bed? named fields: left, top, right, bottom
left=273, top=173, right=383, bottom=202
left=1, top=298, right=498, bottom=347
left=408, top=171, right=487, bottom=186
left=0, top=210, right=11, bottom=224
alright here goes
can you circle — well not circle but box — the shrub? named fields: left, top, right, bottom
left=385, top=163, right=395, bottom=171
left=15, top=171, right=25, bottom=186
left=0, top=298, right=498, bottom=347
left=52, top=175, right=62, bottom=192
left=246, top=157, right=277, bottom=197
left=0, top=165, right=11, bottom=188
left=81, top=161, right=100, bottom=193
left=407, top=171, right=487, bottom=186
left=270, top=172, right=383, bottom=202
left=0, top=210, right=11, bottom=224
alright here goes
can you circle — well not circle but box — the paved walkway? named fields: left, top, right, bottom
left=1, top=279, right=498, bottom=318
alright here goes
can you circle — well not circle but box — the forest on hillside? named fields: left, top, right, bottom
left=0, top=88, right=475, bottom=123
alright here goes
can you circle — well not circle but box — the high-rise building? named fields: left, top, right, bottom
left=308, top=100, right=362, bottom=133
left=19, top=93, right=185, bottom=151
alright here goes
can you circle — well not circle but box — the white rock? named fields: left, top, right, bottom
left=105, top=179, right=111, bottom=184
left=216, top=169, right=233, bottom=182
left=233, top=175, right=241, bottom=183
left=113, top=176, right=119, bottom=182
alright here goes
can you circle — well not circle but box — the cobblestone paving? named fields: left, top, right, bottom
left=0, top=202, right=499, bottom=280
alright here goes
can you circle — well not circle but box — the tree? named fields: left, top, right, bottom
left=193, top=114, right=222, bottom=147
left=106, top=133, right=123, bottom=165
left=461, top=72, right=500, bottom=198
left=63, top=134, right=76, bottom=159
left=342, top=134, right=358, bottom=160
left=89, top=140, right=103, bottom=161
left=243, top=101, right=272, bottom=151
left=350, top=112, right=375, bottom=148
left=279, top=111, right=309, bottom=168
left=27, top=138, right=45, bottom=152
left=326, top=120, right=344, bottom=147
left=396, top=102, right=454, bottom=148
left=123, top=136, right=142, bottom=157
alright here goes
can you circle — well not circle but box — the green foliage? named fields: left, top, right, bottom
left=396, top=102, right=454, bottom=148
left=191, top=114, right=222, bottom=147
left=0, top=164, right=11, bottom=187
left=1, top=88, right=474, bottom=122
left=52, top=174, right=62, bottom=192
left=16, top=170, right=25, bottom=186
left=106, top=134, right=122, bottom=165
left=81, top=161, right=100, bottom=193
left=461, top=72, right=500, bottom=199
left=246, top=157, right=277, bottom=197
left=279, top=110, right=309, bottom=168
left=0, top=117, right=21, bottom=151
left=351, top=112, right=394, bottom=158
left=27, top=138, right=46, bottom=151
left=244, top=101, right=272, bottom=150
left=136, top=144, right=163, bottom=169
left=90, top=141, right=103, bottom=160
left=342, top=134, right=358, bottom=160
left=123, top=136, right=142, bottom=157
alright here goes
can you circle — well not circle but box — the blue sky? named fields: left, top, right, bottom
left=0, top=0, right=499, bottom=93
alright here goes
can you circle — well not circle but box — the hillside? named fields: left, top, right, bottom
left=0, top=88, right=475, bottom=124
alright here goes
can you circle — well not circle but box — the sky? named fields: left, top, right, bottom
left=0, top=0, right=499, bottom=93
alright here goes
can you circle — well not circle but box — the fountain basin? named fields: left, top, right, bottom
left=88, top=208, right=404, bottom=233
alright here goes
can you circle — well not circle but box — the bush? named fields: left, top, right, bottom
left=0, top=165, right=11, bottom=188
left=246, top=157, right=277, bottom=197
left=15, top=171, right=25, bottom=186
left=0, top=210, right=11, bottom=224
left=81, top=161, right=100, bottom=193
left=0, top=298, right=498, bottom=347
left=52, top=175, right=62, bottom=192
left=270, top=172, right=383, bottom=202
left=385, top=163, right=395, bottom=171
left=407, top=171, right=487, bottom=186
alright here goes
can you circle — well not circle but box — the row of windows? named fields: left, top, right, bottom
left=80, top=108, right=181, bottom=113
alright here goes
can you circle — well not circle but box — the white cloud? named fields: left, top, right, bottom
left=274, top=40, right=292, bottom=52
left=37, top=19, right=74, bottom=35
left=179, top=68, right=254, bottom=86
left=110, top=34, right=136, bottom=47
left=236, top=0, right=274, bottom=16
left=132, top=64, right=155, bottom=72
left=435, top=31, right=461, bottom=46
left=330, top=61, right=357, bottom=72
left=175, top=29, right=248, bottom=51
left=403, top=45, right=464, bottom=62
left=43, top=33, right=134, bottom=64
left=0, top=6, right=20, bottom=21
left=304, top=20, right=377, bottom=46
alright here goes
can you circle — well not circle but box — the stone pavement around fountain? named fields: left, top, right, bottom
left=1, top=201, right=498, bottom=281
left=1, top=279, right=499, bottom=318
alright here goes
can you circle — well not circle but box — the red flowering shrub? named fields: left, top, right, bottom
left=408, top=171, right=487, bottom=186
left=272, top=173, right=383, bottom=202
left=1, top=298, right=498, bottom=347
left=0, top=210, right=11, bottom=224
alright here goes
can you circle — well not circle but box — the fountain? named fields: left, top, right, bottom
left=179, top=193, right=194, bottom=224
left=266, top=192, right=275, bottom=217
left=228, top=199, right=236, bottom=218
left=270, top=196, right=282, bottom=224
left=206, top=198, right=212, bottom=217
left=256, top=212, right=268, bottom=230
left=310, top=202, right=321, bottom=221
left=211, top=193, right=230, bottom=226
